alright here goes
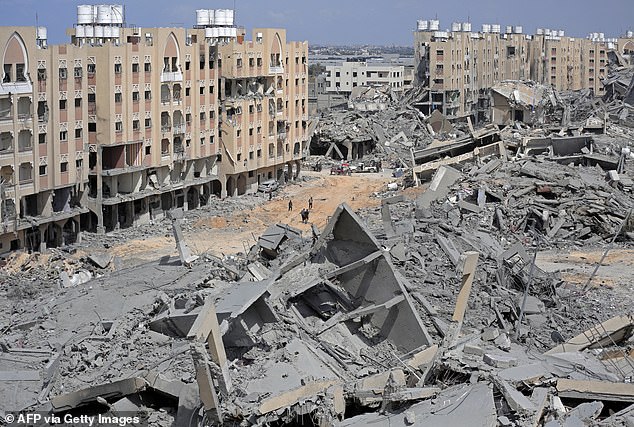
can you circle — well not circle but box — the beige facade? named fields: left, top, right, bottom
left=325, top=62, right=411, bottom=94
left=0, top=21, right=307, bottom=253
left=414, top=25, right=633, bottom=119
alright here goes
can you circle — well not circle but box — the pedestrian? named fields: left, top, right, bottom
left=269, top=189, right=273, bottom=201
left=305, top=209, right=310, bottom=223
left=300, top=208, right=307, bottom=223
left=308, top=196, right=313, bottom=210
left=288, top=200, right=293, bottom=212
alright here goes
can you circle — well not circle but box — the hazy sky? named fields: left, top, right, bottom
left=1, top=0, right=632, bottom=46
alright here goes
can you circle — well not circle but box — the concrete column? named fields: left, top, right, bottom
left=96, top=145, right=104, bottom=234
left=39, top=226, right=47, bottom=252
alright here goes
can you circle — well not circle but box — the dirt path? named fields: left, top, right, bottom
left=108, top=171, right=393, bottom=262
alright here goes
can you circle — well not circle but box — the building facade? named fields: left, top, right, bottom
left=0, top=7, right=307, bottom=253
left=414, top=20, right=634, bottom=118
left=324, top=61, right=412, bottom=95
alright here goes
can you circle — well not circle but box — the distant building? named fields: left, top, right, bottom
left=413, top=20, right=634, bottom=120
left=0, top=5, right=307, bottom=253
left=324, top=61, right=413, bottom=95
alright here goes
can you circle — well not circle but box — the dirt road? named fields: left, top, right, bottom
left=108, top=171, right=394, bottom=262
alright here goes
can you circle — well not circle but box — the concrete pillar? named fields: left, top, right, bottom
left=96, top=145, right=104, bottom=234
left=39, top=226, right=47, bottom=252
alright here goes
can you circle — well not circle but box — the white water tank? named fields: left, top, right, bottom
left=536, top=28, right=544, bottom=35
left=227, top=10, right=235, bottom=26
left=229, top=27, right=237, bottom=38
left=429, top=20, right=440, bottom=31
left=104, top=26, right=113, bottom=38
left=452, top=22, right=461, bottom=32
left=76, top=25, right=85, bottom=38
left=36, top=26, right=47, bottom=40
left=491, top=24, right=501, bottom=33
left=77, top=5, right=94, bottom=24
left=462, top=22, right=471, bottom=32
left=505, top=25, right=513, bottom=34
left=214, top=9, right=229, bottom=26
left=558, top=30, right=565, bottom=37
left=205, top=27, right=214, bottom=38
left=85, top=25, right=94, bottom=37
left=599, top=32, right=605, bottom=39
left=112, top=5, right=123, bottom=24
left=96, top=5, right=113, bottom=24
left=112, top=26, right=120, bottom=38
left=482, top=24, right=491, bottom=33
left=94, top=25, right=104, bottom=37
left=514, top=26, right=523, bottom=34
left=196, top=9, right=209, bottom=26
left=627, top=30, right=633, bottom=38
left=417, top=20, right=428, bottom=31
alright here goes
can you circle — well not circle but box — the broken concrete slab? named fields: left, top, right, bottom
left=546, top=315, right=634, bottom=354
left=51, top=378, right=148, bottom=412
left=557, top=379, right=634, bottom=403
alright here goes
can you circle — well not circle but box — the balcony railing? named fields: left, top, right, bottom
left=173, top=124, right=185, bottom=134
left=161, top=71, right=183, bottom=82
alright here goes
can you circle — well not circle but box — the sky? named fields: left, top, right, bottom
left=0, top=0, right=632, bottom=46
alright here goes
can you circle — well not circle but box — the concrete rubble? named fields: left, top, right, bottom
left=1, top=51, right=634, bottom=427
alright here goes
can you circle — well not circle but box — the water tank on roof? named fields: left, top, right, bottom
left=514, top=26, right=523, bottom=34
left=227, top=10, right=235, bottom=26
left=96, top=5, right=113, bottom=24
left=76, top=25, right=85, bottom=38
left=104, top=26, right=113, bottom=38
left=452, top=22, right=461, bottom=32
left=36, top=26, right=47, bottom=40
left=229, top=27, right=237, bottom=38
left=482, top=24, right=491, bottom=33
left=112, top=26, right=120, bottom=38
left=505, top=25, right=513, bottom=34
left=536, top=28, right=544, bottom=35
left=462, top=22, right=471, bottom=32
left=94, top=25, right=104, bottom=37
left=77, top=5, right=94, bottom=24
left=214, top=9, right=231, bottom=26
left=196, top=9, right=209, bottom=26
left=417, top=20, right=428, bottom=31
left=85, top=25, right=94, bottom=37
left=205, top=27, right=215, bottom=38
left=627, top=30, right=633, bottom=38
left=599, top=32, right=605, bottom=39
left=208, top=10, right=216, bottom=26
left=491, top=24, right=501, bottom=33
left=558, top=30, right=565, bottom=37
left=429, top=20, right=440, bottom=31
left=112, top=5, right=124, bottom=24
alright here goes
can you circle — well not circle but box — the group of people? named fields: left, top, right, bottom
left=287, top=196, right=314, bottom=224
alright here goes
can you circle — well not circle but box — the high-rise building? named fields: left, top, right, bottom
left=0, top=5, right=308, bottom=253
left=413, top=20, right=633, bottom=119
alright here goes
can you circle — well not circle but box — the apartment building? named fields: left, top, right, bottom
left=0, top=5, right=308, bottom=253
left=414, top=20, right=633, bottom=119
left=324, top=61, right=412, bottom=95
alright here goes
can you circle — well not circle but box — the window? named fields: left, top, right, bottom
left=144, top=63, right=151, bottom=72
left=257, top=126, right=261, bottom=134
left=145, top=90, right=151, bottom=100
left=185, top=88, right=190, bottom=96
left=39, top=134, right=46, bottom=144
left=145, top=118, right=151, bottom=128
left=59, top=99, right=67, bottom=110
left=209, top=86, right=214, bottom=94
left=257, top=58, right=262, bottom=67
left=76, top=159, right=83, bottom=168
left=145, top=146, right=151, bottom=155
left=237, top=58, right=243, bottom=68
left=236, top=129, right=241, bottom=137
left=200, top=137, right=205, bottom=145
left=249, top=105, right=254, bottom=114
left=88, top=122, right=96, bottom=132
left=60, top=130, right=68, bottom=141
left=200, top=112, right=206, bottom=121
left=87, top=64, right=96, bottom=74
left=60, top=162, right=68, bottom=173
left=209, top=136, right=214, bottom=144
left=75, top=98, right=81, bottom=108
left=115, top=93, right=122, bottom=103
left=335, top=71, right=340, bottom=77
left=39, top=165, right=47, bottom=176
left=114, top=63, right=122, bottom=73
left=249, top=58, right=254, bottom=67
left=88, top=93, right=96, bottom=103
left=115, top=121, right=122, bottom=132
left=237, top=153, right=241, bottom=161
left=249, top=128, right=253, bottom=136
left=38, top=69, right=47, bottom=81
left=132, top=63, right=139, bottom=73
left=133, top=119, right=140, bottom=131
left=132, top=91, right=140, bottom=102
left=185, top=61, right=190, bottom=70
left=186, top=113, right=192, bottom=123
left=4, top=64, right=13, bottom=82
left=200, top=86, right=205, bottom=95
left=59, top=68, right=67, bottom=79
left=74, top=67, right=82, bottom=78
left=257, top=149, right=261, bottom=158
left=75, top=128, right=82, bottom=138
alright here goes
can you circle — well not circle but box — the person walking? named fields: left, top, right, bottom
left=269, top=189, right=273, bottom=201
left=308, top=196, right=313, bottom=210
left=288, top=200, right=293, bottom=212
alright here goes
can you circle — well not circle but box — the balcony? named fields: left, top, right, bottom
left=173, top=124, right=185, bottom=135
left=160, top=71, right=183, bottom=82
left=269, top=66, right=284, bottom=75
left=277, top=132, right=287, bottom=142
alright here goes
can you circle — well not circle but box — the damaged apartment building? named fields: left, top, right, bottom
left=413, top=20, right=634, bottom=121
left=0, top=5, right=308, bottom=253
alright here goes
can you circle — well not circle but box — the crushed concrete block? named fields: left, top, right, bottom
left=482, top=327, right=500, bottom=341
left=517, top=295, right=545, bottom=314
left=87, top=253, right=113, bottom=269
left=494, top=333, right=512, bottom=351
left=463, top=344, right=484, bottom=356
left=484, top=353, right=518, bottom=368
left=498, top=415, right=513, bottom=426
left=405, top=411, right=416, bottom=425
